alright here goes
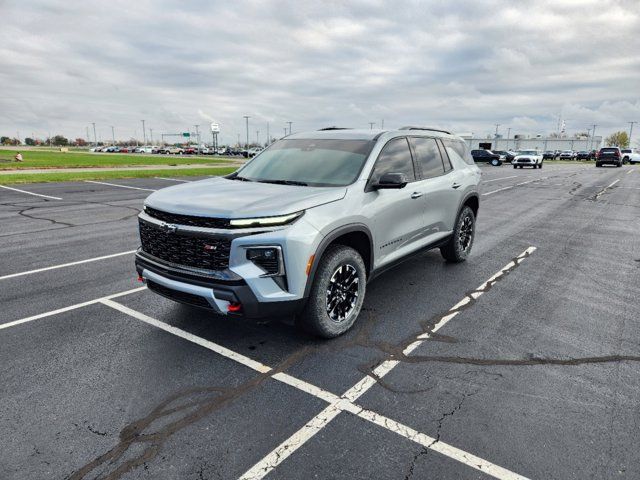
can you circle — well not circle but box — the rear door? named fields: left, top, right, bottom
left=409, top=137, right=462, bottom=241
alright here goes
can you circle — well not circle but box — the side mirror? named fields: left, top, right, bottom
left=374, top=172, right=408, bottom=189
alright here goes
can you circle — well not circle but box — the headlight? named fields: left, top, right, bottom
left=246, top=246, right=284, bottom=276
left=230, top=211, right=303, bottom=228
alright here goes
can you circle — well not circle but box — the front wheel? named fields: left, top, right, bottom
left=297, top=245, right=367, bottom=338
left=490, top=158, right=499, bottom=166
left=440, top=206, right=475, bottom=263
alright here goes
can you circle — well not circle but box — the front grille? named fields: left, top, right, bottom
left=147, top=280, right=212, bottom=309
left=139, top=220, right=231, bottom=271
left=145, top=206, right=231, bottom=229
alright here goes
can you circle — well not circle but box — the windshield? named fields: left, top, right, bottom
left=520, top=150, right=537, bottom=155
left=235, top=139, right=374, bottom=187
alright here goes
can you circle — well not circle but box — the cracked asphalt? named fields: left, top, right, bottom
left=1, top=164, right=639, bottom=479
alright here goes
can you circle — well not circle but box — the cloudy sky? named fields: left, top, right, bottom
left=1, top=0, right=639, bottom=145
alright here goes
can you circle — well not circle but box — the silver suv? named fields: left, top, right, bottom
left=135, top=127, right=481, bottom=337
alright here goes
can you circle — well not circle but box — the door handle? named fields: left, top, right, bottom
left=411, top=192, right=423, bottom=199
left=452, top=182, right=462, bottom=189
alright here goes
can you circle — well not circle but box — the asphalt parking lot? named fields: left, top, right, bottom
left=1, top=164, right=639, bottom=480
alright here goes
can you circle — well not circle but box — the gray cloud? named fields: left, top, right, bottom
left=1, top=0, right=639, bottom=144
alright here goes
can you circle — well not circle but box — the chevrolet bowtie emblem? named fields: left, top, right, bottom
left=160, top=223, right=178, bottom=234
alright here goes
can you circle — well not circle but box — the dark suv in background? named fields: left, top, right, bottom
left=471, top=149, right=503, bottom=166
left=596, top=147, right=623, bottom=167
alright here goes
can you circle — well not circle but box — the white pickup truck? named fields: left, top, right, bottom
left=512, top=150, right=544, bottom=169
left=621, top=149, right=640, bottom=164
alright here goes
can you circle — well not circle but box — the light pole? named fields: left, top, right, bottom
left=591, top=124, right=598, bottom=150
left=92, top=122, right=97, bottom=148
left=629, top=121, right=637, bottom=146
left=141, top=120, right=146, bottom=146
left=586, top=128, right=591, bottom=150
left=149, top=128, right=153, bottom=145
left=494, top=123, right=500, bottom=137
left=266, top=122, right=270, bottom=146
left=506, top=127, right=511, bottom=149
left=111, top=126, right=115, bottom=146
left=244, top=116, right=250, bottom=148
left=283, top=127, right=287, bottom=137
left=369, top=122, right=375, bottom=130
left=287, top=121, right=292, bottom=135
left=194, top=125, right=200, bottom=154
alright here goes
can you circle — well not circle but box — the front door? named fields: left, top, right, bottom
left=366, top=137, right=427, bottom=269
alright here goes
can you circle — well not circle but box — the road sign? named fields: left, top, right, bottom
left=210, top=123, right=220, bottom=133
left=182, top=132, right=190, bottom=137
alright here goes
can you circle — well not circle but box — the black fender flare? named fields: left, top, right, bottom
left=303, top=223, right=374, bottom=299
left=458, top=191, right=480, bottom=219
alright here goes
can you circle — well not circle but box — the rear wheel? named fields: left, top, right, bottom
left=440, top=206, right=475, bottom=263
left=490, top=158, right=499, bottom=166
left=297, top=245, right=367, bottom=338
left=513, top=165, right=517, bottom=169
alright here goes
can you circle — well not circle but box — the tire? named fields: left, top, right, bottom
left=539, top=161, right=543, bottom=169
left=491, top=158, right=499, bottom=166
left=596, top=163, right=601, bottom=167
left=513, top=165, right=517, bottom=169
left=617, top=162, right=622, bottom=167
left=440, top=206, right=475, bottom=263
left=297, top=245, right=367, bottom=338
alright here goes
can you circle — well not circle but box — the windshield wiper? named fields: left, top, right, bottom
left=232, top=175, right=253, bottom=182
left=257, top=179, right=308, bottom=186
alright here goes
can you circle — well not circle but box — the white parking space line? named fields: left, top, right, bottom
left=482, top=178, right=546, bottom=196
left=99, top=298, right=531, bottom=480
left=351, top=407, right=529, bottom=480
left=626, top=169, right=633, bottom=175
left=0, top=250, right=137, bottom=281
left=0, top=184, right=62, bottom=200
left=154, top=177, right=192, bottom=182
left=240, top=247, right=537, bottom=480
left=595, top=178, right=620, bottom=199
left=482, top=175, right=518, bottom=183
left=0, top=286, right=146, bottom=331
left=84, top=180, right=156, bottom=192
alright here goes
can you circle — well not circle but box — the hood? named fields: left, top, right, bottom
left=144, top=177, right=347, bottom=218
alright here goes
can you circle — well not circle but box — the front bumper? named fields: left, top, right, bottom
left=135, top=251, right=304, bottom=318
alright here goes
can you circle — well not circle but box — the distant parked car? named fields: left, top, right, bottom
left=512, top=150, right=544, bottom=169
left=559, top=150, right=575, bottom=160
left=621, top=149, right=640, bottom=164
left=182, top=147, right=196, bottom=154
left=596, top=147, right=623, bottom=167
left=588, top=150, right=598, bottom=160
left=120, top=147, right=131, bottom=153
left=493, top=150, right=515, bottom=162
left=542, top=151, right=556, bottom=160
left=471, top=149, right=503, bottom=166
left=247, top=147, right=263, bottom=158
left=576, top=151, right=590, bottom=160
left=168, top=147, right=184, bottom=155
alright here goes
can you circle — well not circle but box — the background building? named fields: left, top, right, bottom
left=459, top=134, right=603, bottom=152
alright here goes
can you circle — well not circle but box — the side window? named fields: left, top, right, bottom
left=410, top=137, right=445, bottom=179
left=444, top=139, right=474, bottom=166
left=437, top=140, right=453, bottom=172
left=370, top=137, right=416, bottom=184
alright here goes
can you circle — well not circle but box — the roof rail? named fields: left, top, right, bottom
left=399, top=126, right=452, bottom=135
left=318, top=126, right=352, bottom=131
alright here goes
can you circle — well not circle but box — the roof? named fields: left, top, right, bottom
left=287, top=127, right=456, bottom=141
